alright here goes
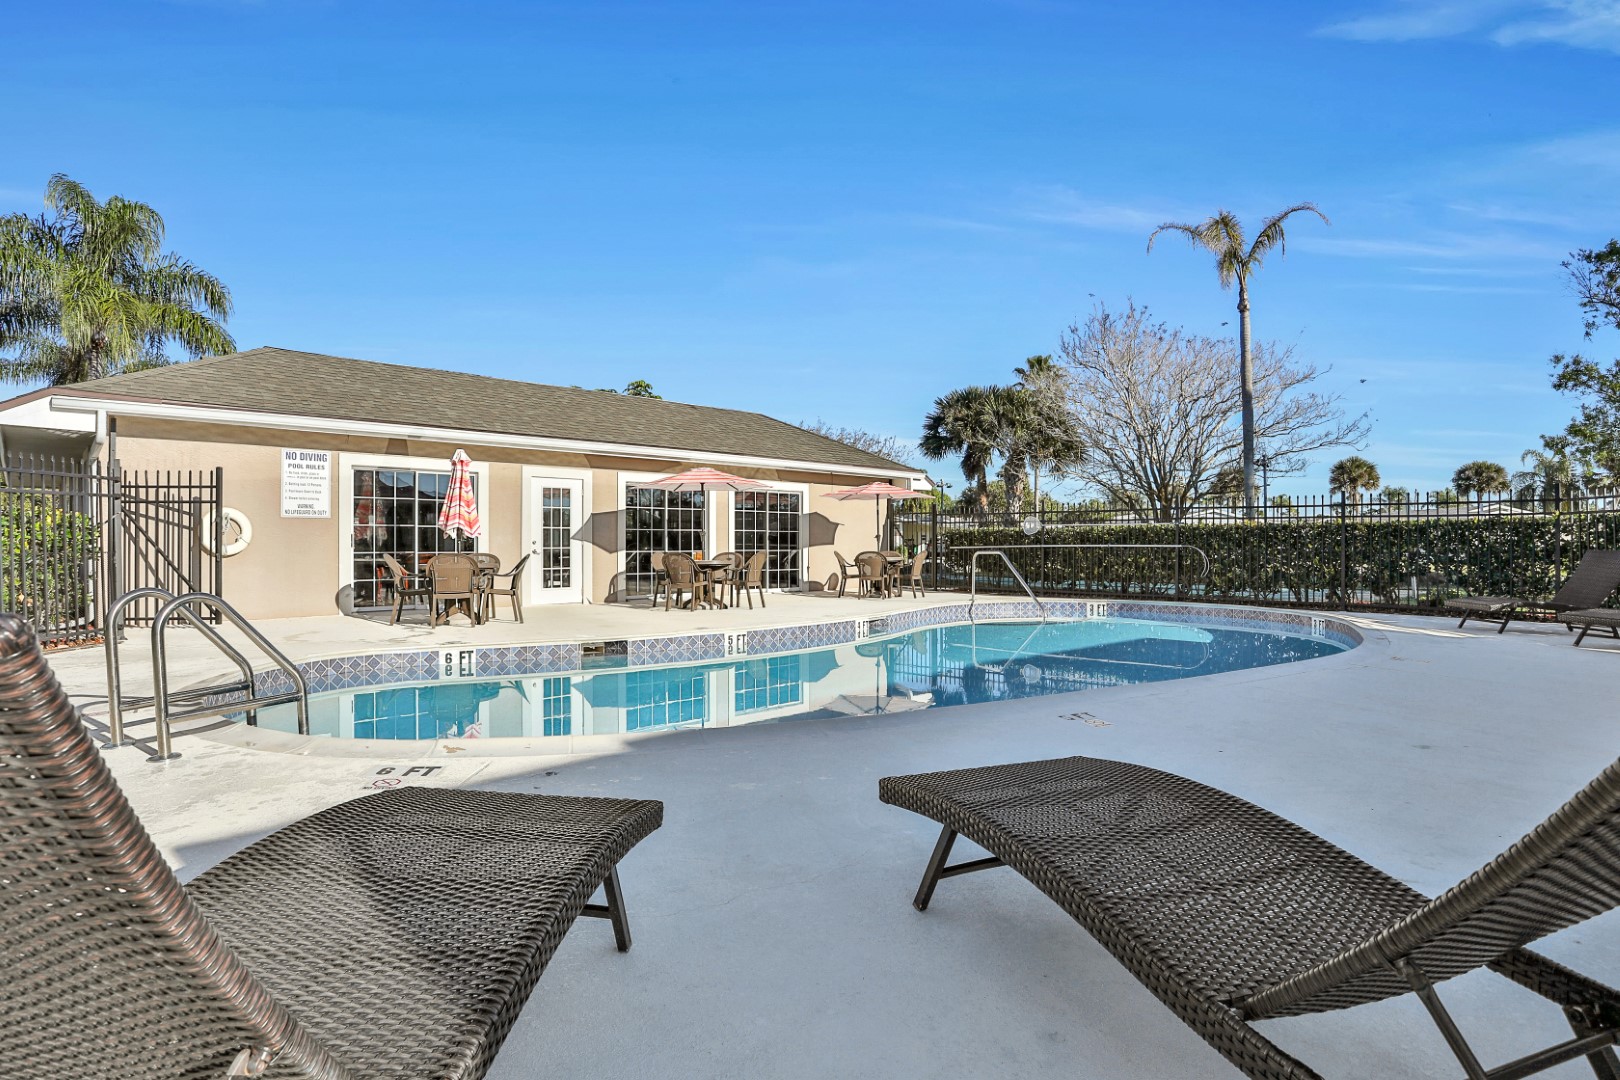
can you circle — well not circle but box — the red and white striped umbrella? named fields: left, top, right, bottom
left=642, top=466, right=768, bottom=493
left=823, top=482, right=930, bottom=548
left=437, top=449, right=483, bottom=539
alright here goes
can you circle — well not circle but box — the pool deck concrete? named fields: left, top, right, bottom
left=49, top=602, right=1620, bottom=1078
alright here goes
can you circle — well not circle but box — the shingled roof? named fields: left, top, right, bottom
left=62, top=347, right=917, bottom=473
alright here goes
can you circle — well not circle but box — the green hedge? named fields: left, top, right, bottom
left=0, top=489, right=101, bottom=627
left=925, top=512, right=1620, bottom=610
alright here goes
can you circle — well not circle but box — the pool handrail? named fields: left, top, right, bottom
left=963, top=543, right=1213, bottom=621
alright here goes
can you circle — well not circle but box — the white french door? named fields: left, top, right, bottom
left=525, top=476, right=586, bottom=604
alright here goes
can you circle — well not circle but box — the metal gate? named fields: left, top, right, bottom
left=0, top=454, right=223, bottom=646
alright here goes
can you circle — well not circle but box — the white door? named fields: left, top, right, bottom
left=526, top=477, right=586, bottom=604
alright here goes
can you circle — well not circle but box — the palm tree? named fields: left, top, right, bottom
left=1006, top=355, right=1083, bottom=516
left=1451, top=460, right=1510, bottom=501
left=921, top=386, right=1004, bottom=516
left=1514, top=436, right=1583, bottom=511
left=1147, top=203, right=1329, bottom=516
left=0, top=174, right=233, bottom=385
left=1329, top=455, right=1380, bottom=503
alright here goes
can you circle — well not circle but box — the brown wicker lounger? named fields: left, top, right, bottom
left=880, top=754, right=1620, bottom=1079
left=1559, top=607, right=1620, bottom=647
left=0, top=614, right=663, bottom=1080
left=1445, top=548, right=1620, bottom=633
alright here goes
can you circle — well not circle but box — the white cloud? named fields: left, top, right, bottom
left=1014, top=185, right=1174, bottom=233
left=1321, top=0, right=1620, bottom=53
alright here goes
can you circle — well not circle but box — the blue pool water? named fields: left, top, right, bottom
left=254, top=618, right=1347, bottom=742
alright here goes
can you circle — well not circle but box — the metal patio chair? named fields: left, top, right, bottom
left=1445, top=548, right=1620, bottom=633
left=881, top=753, right=1620, bottom=1080
left=0, top=614, right=663, bottom=1080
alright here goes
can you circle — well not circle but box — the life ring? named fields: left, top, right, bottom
left=203, top=507, right=253, bottom=557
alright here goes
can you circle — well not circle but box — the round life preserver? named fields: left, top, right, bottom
left=203, top=507, right=253, bottom=557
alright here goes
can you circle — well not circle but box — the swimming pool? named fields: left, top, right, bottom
left=249, top=617, right=1348, bottom=742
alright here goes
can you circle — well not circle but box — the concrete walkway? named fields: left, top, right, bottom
left=53, top=608, right=1620, bottom=1078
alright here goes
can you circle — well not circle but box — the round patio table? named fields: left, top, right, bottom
left=692, top=558, right=733, bottom=609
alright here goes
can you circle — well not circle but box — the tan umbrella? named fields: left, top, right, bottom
left=822, top=481, right=930, bottom=549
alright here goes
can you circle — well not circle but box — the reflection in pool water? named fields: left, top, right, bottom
left=257, top=618, right=1346, bottom=741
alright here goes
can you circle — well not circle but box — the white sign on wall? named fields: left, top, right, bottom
left=280, top=449, right=332, bottom=518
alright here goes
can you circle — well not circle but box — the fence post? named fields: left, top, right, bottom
left=212, top=466, right=225, bottom=598
left=929, top=502, right=939, bottom=590
left=107, top=458, right=126, bottom=641
left=1338, top=495, right=1349, bottom=610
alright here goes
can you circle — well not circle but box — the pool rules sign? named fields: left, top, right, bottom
left=280, top=449, right=332, bottom=518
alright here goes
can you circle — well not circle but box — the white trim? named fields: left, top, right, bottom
left=730, top=479, right=810, bottom=594
left=520, top=465, right=594, bottom=605
left=336, top=451, right=491, bottom=602
left=40, top=396, right=927, bottom=483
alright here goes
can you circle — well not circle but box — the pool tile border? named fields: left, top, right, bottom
left=195, top=599, right=1363, bottom=703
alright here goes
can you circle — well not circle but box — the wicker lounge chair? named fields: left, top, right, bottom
left=0, top=614, right=663, bottom=1080
left=880, top=753, right=1620, bottom=1080
left=1445, top=548, right=1620, bottom=633
left=1558, top=607, right=1620, bottom=647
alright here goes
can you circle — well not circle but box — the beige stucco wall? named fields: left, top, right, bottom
left=108, top=416, right=916, bottom=619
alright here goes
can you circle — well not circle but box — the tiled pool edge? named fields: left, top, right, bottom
left=214, top=600, right=1363, bottom=702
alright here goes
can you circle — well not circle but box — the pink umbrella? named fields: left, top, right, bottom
left=642, top=466, right=768, bottom=494
left=822, top=481, right=930, bottom=549
left=437, top=449, right=483, bottom=540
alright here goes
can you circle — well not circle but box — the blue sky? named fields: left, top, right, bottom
left=4, top=1, right=1616, bottom=496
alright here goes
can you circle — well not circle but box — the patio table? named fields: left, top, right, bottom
left=693, top=558, right=733, bottom=609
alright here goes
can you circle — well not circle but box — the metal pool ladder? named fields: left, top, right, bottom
left=964, top=543, right=1213, bottom=622
left=103, top=589, right=309, bottom=762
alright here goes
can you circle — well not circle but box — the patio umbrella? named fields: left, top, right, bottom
left=643, top=466, right=768, bottom=552
left=822, top=481, right=930, bottom=549
left=437, top=449, right=483, bottom=540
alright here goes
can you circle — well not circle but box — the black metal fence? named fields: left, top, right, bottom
left=896, top=490, right=1620, bottom=613
left=0, top=454, right=223, bottom=646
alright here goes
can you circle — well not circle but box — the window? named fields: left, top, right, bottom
left=733, top=490, right=802, bottom=590
left=540, top=676, right=572, bottom=736
left=622, top=486, right=705, bottom=597
left=352, top=468, right=476, bottom=607
left=624, top=668, right=707, bottom=731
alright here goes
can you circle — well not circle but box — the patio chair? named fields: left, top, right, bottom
left=0, top=614, right=663, bottom=1080
left=427, top=552, right=482, bottom=627
left=1445, top=548, right=1620, bottom=633
left=471, top=552, right=502, bottom=620
left=649, top=552, right=670, bottom=607
left=483, top=552, right=531, bottom=623
left=382, top=552, right=431, bottom=625
left=834, top=551, right=859, bottom=597
left=1558, top=607, right=1620, bottom=647
left=894, top=549, right=927, bottom=598
left=662, top=552, right=708, bottom=611
left=709, top=551, right=742, bottom=601
left=881, top=754, right=1620, bottom=1080
left=854, top=551, right=890, bottom=598
left=735, top=550, right=768, bottom=609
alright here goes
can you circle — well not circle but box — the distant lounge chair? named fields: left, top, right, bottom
left=880, top=754, right=1620, bottom=1079
left=0, top=614, right=663, bottom=1080
left=1445, top=548, right=1620, bottom=632
left=1559, top=607, right=1620, bottom=647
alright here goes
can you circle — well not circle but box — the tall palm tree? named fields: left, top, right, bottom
left=0, top=173, right=233, bottom=385
left=921, top=386, right=1004, bottom=516
left=1147, top=203, right=1329, bottom=516
left=1451, top=460, right=1510, bottom=501
left=1328, top=455, right=1380, bottom=503
left=1514, top=436, right=1583, bottom=511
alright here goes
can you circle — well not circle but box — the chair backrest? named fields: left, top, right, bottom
left=1242, top=751, right=1620, bottom=1017
left=742, top=550, right=767, bottom=585
left=907, top=550, right=926, bottom=579
left=428, top=553, right=478, bottom=593
left=0, top=615, right=351, bottom=1080
left=472, top=552, right=502, bottom=573
left=649, top=552, right=668, bottom=577
left=501, top=552, right=532, bottom=586
left=1551, top=548, right=1620, bottom=608
left=663, top=552, right=698, bottom=585
left=382, top=552, right=413, bottom=587
left=712, top=551, right=742, bottom=568
left=855, top=551, right=887, bottom=577
left=835, top=551, right=853, bottom=573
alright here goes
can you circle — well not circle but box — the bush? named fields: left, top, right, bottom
left=931, top=511, right=1620, bottom=609
left=0, top=489, right=101, bottom=627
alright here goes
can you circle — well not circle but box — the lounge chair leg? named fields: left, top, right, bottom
left=582, top=866, right=634, bottom=952
left=1397, top=959, right=1491, bottom=1080
left=1576, top=625, right=1593, bottom=647
left=911, top=825, right=1005, bottom=911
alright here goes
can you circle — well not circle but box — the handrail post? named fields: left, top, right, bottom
left=102, top=586, right=175, bottom=748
